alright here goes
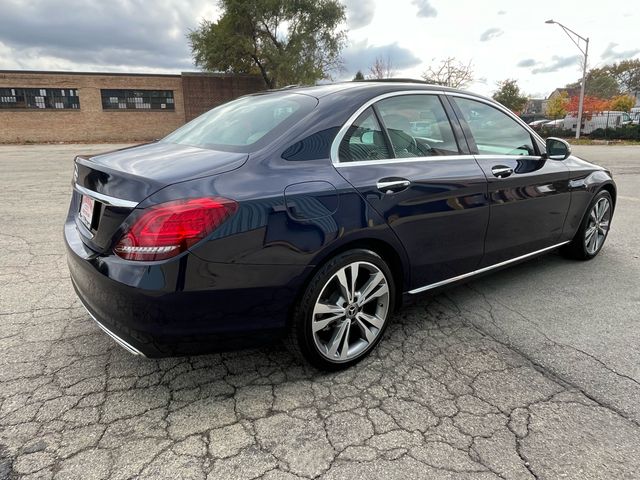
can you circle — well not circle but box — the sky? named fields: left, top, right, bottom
left=0, top=0, right=638, bottom=98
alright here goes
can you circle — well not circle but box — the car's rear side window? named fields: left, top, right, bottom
left=375, top=95, right=460, bottom=157
left=453, top=97, right=536, bottom=156
left=339, top=108, right=390, bottom=162
left=162, top=93, right=317, bottom=152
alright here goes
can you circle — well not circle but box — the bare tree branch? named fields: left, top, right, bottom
left=368, top=55, right=394, bottom=79
left=421, top=57, right=474, bottom=88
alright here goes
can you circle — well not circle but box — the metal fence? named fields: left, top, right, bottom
left=521, top=111, right=639, bottom=140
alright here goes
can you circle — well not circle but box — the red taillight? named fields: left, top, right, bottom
left=114, top=197, right=237, bottom=261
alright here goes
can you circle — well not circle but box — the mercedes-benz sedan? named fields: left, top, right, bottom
left=65, top=81, right=616, bottom=370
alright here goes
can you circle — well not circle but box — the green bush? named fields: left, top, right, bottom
left=590, top=125, right=640, bottom=140
left=539, top=127, right=574, bottom=138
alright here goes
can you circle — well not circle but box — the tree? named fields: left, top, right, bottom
left=421, top=57, right=474, bottom=88
left=188, top=0, right=346, bottom=88
left=609, top=59, right=640, bottom=94
left=353, top=70, right=365, bottom=81
left=492, top=79, right=528, bottom=113
left=609, top=94, right=636, bottom=112
left=368, top=56, right=394, bottom=79
left=545, top=91, right=569, bottom=119
left=567, top=67, right=620, bottom=99
left=567, top=60, right=640, bottom=99
left=585, top=68, right=620, bottom=99
left=567, top=95, right=610, bottom=114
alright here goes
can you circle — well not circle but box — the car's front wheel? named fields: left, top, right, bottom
left=289, top=249, right=395, bottom=370
left=563, top=190, right=613, bottom=260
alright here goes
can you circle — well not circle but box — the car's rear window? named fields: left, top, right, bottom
left=162, top=92, right=317, bottom=152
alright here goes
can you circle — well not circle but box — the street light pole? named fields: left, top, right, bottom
left=576, top=38, right=589, bottom=140
left=545, top=20, right=589, bottom=139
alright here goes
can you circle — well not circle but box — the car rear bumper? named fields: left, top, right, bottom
left=76, top=294, right=146, bottom=356
left=64, top=220, right=311, bottom=357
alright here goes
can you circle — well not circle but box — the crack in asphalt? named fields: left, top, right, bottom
left=447, top=285, right=640, bottom=429
left=466, top=283, right=640, bottom=387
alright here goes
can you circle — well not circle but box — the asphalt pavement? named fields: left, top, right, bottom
left=0, top=143, right=638, bottom=479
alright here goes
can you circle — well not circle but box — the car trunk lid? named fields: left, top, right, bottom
left=72, top=141, right=247, bottom=253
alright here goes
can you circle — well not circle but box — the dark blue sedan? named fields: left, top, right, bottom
left=65, top=81, right=616, bottom=370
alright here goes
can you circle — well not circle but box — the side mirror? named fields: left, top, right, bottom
left=546, top=137, right=571, bottom=160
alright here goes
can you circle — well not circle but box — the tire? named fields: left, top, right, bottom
left=562, top=190, right=613, bottom=260
left=288, top=249, right=396, bottom=371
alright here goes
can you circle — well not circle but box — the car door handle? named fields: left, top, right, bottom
left=376, top=179, right=411, bottom=193
left=491, top=165, right=514, bottom=178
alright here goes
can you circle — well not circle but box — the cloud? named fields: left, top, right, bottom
left=413, top=0, right=437, bottom=18
left=532, top=55, right=581, bottom=74
left=340, top=40, right=422, bottom=78
left=601, top=42, right=640, bottom=61
left=342, top=0, right=375, bottom=29
left=517, top=58, right=538, bottom=68
left=479, top=28, right=503, bottom=42
left=0, top=0, right=214, bottom=72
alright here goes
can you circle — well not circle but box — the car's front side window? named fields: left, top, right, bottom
left=339, top=107, right=390, bottom=162
left=375, top=95, right=460, bottom=157
left=454, top=97, right=536, bottom=156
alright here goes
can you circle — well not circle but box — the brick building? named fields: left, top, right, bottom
left=0, top=70, right=264, bottom=143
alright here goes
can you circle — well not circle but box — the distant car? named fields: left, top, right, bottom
left=563, top=111, right=633, bottom=134
left=528, top=119, right=551, bottom=129
left=543, top=118, right=565, bottom=128
left=65, top=81, right=617, bottom=370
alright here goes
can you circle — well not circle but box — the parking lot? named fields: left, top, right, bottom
left=1, top=143, right=639, bottom=479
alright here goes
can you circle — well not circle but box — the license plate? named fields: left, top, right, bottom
left=79, top=195, right=95, bottom=230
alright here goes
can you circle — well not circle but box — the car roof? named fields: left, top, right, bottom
left=265, top=80, right=489, bottom=101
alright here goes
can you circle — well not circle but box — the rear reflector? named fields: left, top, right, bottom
left=114, top=197, right=237, bottom=261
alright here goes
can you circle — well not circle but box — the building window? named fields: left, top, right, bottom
left=0, top=88, right=80, bottom=110
left=100, top=89, right=175, bottom=111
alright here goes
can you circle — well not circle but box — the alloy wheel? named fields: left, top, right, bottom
left=585, top=197, right=611, bottom=255
left=311, top=261, right=390, bottom=362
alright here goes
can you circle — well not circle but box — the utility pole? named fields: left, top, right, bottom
left=545, top=20, right=589, bottom=139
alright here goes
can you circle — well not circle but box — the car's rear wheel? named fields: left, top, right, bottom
left=562, top=190, right=613, bottom=260
left=288, top=249, right=395, bottom=370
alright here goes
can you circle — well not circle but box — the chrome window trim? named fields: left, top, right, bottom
left=333, top=151, right=545, bottom=169
left=334, top=154, right=475, bottom=168
left=408, top=241, right=570, bottom=295
left=329, top=89, right=546, bottom=166
left=474, top=154, right=544, bottom=161
left=74, top=183, right=139, bottom=208
left=330, top=90, right=447, bottom=165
